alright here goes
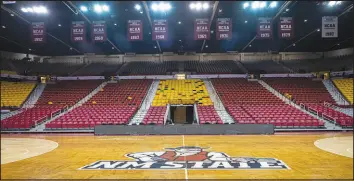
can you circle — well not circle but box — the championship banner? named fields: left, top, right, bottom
left=128, top=20, right=143, bottom=41
left=278, top=17, right=293, bottom=39
left=152, top=19, right=168, bottom=41
left=194, top=19, right=210, bottom=40
left=31, top=22, right=45, bottom=43
left=257, top=17, right=272, bottom=39
left=216, top=18, right=232, bottom=40
left=71, top=21, right=85, bottom=42
left=322, top=16, right=338, bottom=38
left=92, top=21, right=106, bottom=42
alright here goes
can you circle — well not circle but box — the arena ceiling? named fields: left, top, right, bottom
left=0, top=1, right=353, bottom=56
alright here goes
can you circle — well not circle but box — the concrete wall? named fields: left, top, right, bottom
left=324, top=47, right=353, bottom=58
left=1, top=47, right=352, bottom=64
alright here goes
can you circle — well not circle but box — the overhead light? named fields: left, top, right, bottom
left=58, top=24, right=61, bottom=27
left=80, top=6, right=88, bottom=12
left=293, top=44, right=296, bottom=46
left=70, top=47, right=72, bottom=50
left=304, top=19, right=307, bottom=22
left=149, top=32, right=151, bottom=34
left=21, top=8, right=28, bottom=12
left=140, top=11, right=143, bottom=14
left=151, top=3, right=158, bottom=11
left=251, top=1, right=260, bottom=9
left=243, top=2, right=249, bottom=9
left=27, top=8, right=33, bottom=13
left=154, top=46, right=157, bottom=49
left=328, top=1, right=336, bottom=6
left=269, top=1, right=277, bottom=8
left=317, top=28, right=320, bottom=32
left=114, top=23, right=117, bottom=26
left=336, top=1, right=342, bottom=5
left=195, top=2, right=202, bottom=10
left=21, top=6, right=47, bottom=14
left=112, top=47, right=114, bottom=49
left=205, top=45, right=208, bottom=48
left=10, top=14, right=14, bottom=16
left=102, top=5, right=109, bottom=12
left=94, top=4, right=102, bottom=13
left=260, top=2, right=267, bottom=8
left=337, top=43, right=340, bottom=45
left=245, top=20, right=248, bottom=23
left=178, top=21, right=181, bottom=24
left=202, top=3, right=209, bottom=10
left=179, top=39, right=182, bottom=41
left=135, top=4, right=141, bottom=11
left=249, top=45, right=252, bottom=47
left=211, top=30, right=214, bottom=34
left=29, top=48, right=32, bottom=51
left=189, top=3, right=195, bottom=9
left=219, top=9, right=222, bottom=12
left=164, top=3, right=171, bottom=11
left=2, top=26, right=5, bottom=29
left=285, top=8, right=289, bottom=11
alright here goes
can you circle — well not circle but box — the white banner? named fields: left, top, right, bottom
left=56, top=76, right=104, bottom=80
left=1, top=74, right=37, bottom=80
left=118, top=75, right=175, bottom=80
left=330, top=70, right=353, bottom=76
left=322, top=16, right=338, bottom=38
left=260, top=73, right=315, bottom=78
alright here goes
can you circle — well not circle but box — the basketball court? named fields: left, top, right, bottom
left=1, top=132, right=353, bottom=179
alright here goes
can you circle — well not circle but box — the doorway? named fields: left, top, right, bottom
left=169, top=105, right=195, bottom=124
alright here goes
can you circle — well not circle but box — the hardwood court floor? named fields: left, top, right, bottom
left=1, top=132, right=353, bottom=179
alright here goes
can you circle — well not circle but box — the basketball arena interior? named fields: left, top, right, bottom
left=0, top=1, right=353, bottom=179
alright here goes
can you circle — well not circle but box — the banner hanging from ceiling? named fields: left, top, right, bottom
left=278, top=17, right=293, bottom=39
left=92, top=21, right=106, bottom=42
left=257, top=17, right=272, bottom=39
left=31, top=22, right=46, bottom=43
left=216, top=18, right=232, bottom=40
left=194, top=19, right=210, bottom=40
left=128, top=20, right=143, bottom=41
left=152, top=19, right=168, bottom=41
left=71, top=21, right=85, bottom=42
left=322, top=16, right=338, bottom=38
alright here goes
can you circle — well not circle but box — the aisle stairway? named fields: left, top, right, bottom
left=204, top=80, right=234, bottom=124
left=31, top=81, right=108, bottom=131
left=129, top=80, right=160, bottom=125
left=322, top=79, right=350, bottom=105
left=258, top=80, right=342, bottom=130
left=22, top=83, right=46, bottom=109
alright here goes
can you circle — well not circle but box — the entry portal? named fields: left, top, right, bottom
left=170, top=105, right=194, bottom=124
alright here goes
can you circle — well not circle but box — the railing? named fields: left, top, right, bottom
left=163, top=104, right=170, bottom=125
left=194, top=103, right=199, bottom=124
left=325, top=79, right=349, bottom=105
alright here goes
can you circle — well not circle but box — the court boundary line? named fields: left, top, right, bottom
left=182, top=135, right=188, bottom=180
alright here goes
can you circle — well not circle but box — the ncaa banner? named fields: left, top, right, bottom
left=128, top=20, right=143, bottom=41
left=71, top=21, right=85, bottom=42
left=322, top=16, right=338, bottom=38
left=194, top=19, right=210, bottom=40
left=92, top=21, right=106, bottom=42
left=216, top=18, right=232, bottom=40
left=278, top=17, right=293, bottom=39
left=152, top=19, right=168, bottom=41
left=31, top=22, right=45, bottom=43
left=257, top=17, right=272, bottom=39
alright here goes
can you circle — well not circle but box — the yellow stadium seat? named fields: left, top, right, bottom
left=151, top=79, right=214, bottom=106
left=1, top=81, right=36, bottom=107
left=332, top=78, right=353, bottom=104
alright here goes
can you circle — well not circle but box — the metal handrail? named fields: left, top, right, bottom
left=163, top=104, right=170, bottom=125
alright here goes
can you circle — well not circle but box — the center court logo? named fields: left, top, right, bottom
left=79, top=146, right=290, bottom=170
